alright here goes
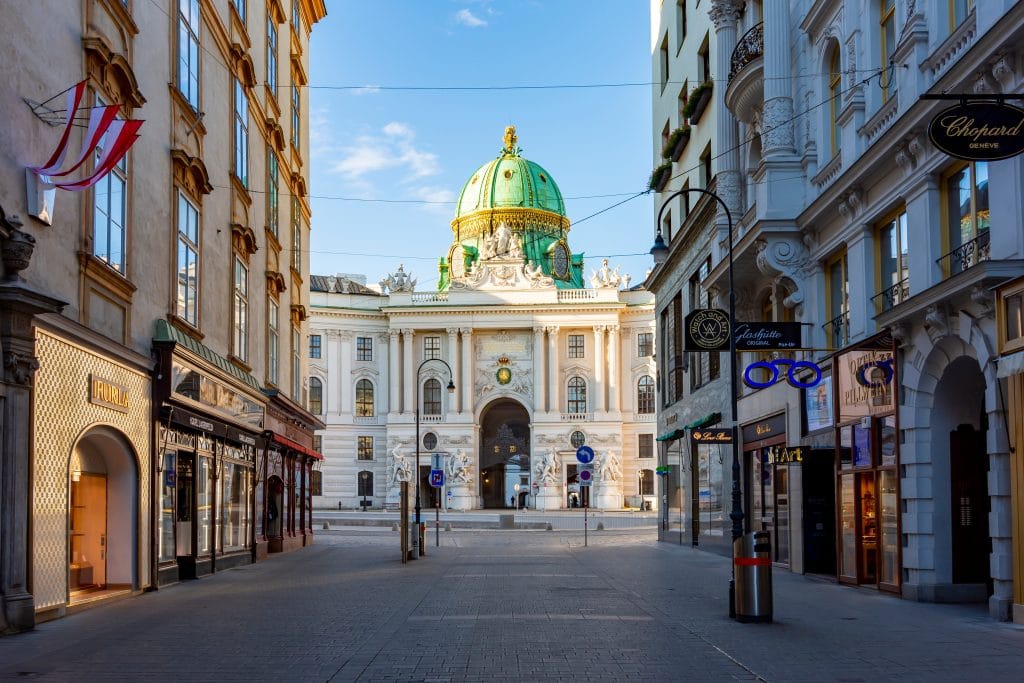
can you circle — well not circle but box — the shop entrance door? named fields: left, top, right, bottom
left=950, top=424, right=990, bottom=588
left=69, top=473, right=107, bottom=592
left=802, top=450, right=836, bottom=575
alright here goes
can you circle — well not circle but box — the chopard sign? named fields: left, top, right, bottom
left=928, top=101, right=1024, bottom=161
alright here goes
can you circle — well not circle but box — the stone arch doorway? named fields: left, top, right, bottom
left=931, top=355, right=991, bottom=596
left=479, top=399, right=530, bottom=509
left=67, top=426, right=138, bottom=600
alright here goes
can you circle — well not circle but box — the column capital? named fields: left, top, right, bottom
left=709, top=0, right=742, bottom=30
left=607, top=324, right=620, bottom=335
left=377, top=332, right=390, bottom=343
left=446, top=327, right=459, bottom=336
left=401, top=328, right=415, bottom=337
left=389, top=329, right=400, bottom=339
left=593, top=324, right=607, bottom=333
left=326, top=329, right=341, bottom=340
left=543, top=325, right=559, bottom=335
left=338, top=330, right=353, bottom=342
left=533, top=325, right=545, bottom=336
left=458, top=327, right=473, bottom=335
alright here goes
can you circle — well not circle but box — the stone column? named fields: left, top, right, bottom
left=761, top=0, right=794, bottom=157
left=459, top=327, right=473, bottom=415
left=325, top=330, right=340, bottom=414
left=0, top=213, right=67, bottom=634
left=402, top=328, right=415, bottom=415
left=546, top=326, right=559, bottom=414
left=446, top=327, right=458, bottom=413
left=593, top=325, right=606, bottom=414
left=338, top=332, right=352, bottom=415
left=709, top=0, right=743, bottom=231
left=607, top=325, right=620, bottom=413
left=388, top=330, right=400, bottom=416
left=533, top=326, right=546, bottom=414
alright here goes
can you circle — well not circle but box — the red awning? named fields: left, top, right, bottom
left=271, top=433, right=323, bottom=460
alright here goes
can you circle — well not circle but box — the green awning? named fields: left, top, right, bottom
left=656, top=429, right=685, bottom=442
left=684, top=412, right=722, bottom=430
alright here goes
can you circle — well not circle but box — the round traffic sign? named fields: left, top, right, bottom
left=576, top=445, right=595, bottom=464
left=579, top=468, right=593, bottom=482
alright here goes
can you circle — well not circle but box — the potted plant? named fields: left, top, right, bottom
left=648, top=161, right=673, bottom=192
left=682, top=80, right=713, bottom=124
left=661, top=125, right=692, bottom=162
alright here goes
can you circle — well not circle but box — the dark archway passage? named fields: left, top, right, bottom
left=479, top=399, right=530, bottom=509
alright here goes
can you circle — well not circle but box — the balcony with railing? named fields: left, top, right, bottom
left=823, top=311, right=850, bottom=350
left=937, top=231, right=990, bottom=278
left=420, top=413, right=444, bottom=423
left=724, top=22, right=763, bottom=125
left=559, top=412, right=592, bottom=422
left=872, top=278, right=909, bottom=315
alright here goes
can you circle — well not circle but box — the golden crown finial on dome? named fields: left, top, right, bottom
left=502, top=125, right=518, bottom=155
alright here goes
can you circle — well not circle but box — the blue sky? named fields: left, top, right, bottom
left=308, top=1, right=655, bottom=289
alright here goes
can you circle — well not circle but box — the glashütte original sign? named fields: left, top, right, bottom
left=928, top=101, right=1024, bottom=161
left=734, top=321, right=802, bottom=350
left=89, top=374, right=130, bottom=413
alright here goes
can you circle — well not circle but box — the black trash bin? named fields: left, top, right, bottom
left=733, top=530, right=772, bottom=623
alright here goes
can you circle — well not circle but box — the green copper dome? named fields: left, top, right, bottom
left=454, top=127, right=566, bottom=218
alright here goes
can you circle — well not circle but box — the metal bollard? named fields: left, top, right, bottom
left=733, top=530, right=773, bottom=623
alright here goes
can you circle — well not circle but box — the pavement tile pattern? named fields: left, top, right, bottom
left=1, top=527, right=1023, bottom=681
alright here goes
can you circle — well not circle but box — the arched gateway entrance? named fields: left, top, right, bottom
left=479, top=399, right=530, bottom=509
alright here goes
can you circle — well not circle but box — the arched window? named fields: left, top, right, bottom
left=828, top=44, right=842, bottom=157
left=355, top=379, right=374, bottom=417
left=637, top=376, right=655, bottom=414
left=639, top=469, right=654, bottom=496
left=567, top=376, right=587, bottom=414
left=423, top=378, right=441, bottom=415
left=308, top=377, right=323, bottom=414
left=357, top=470, right=373, bottom=497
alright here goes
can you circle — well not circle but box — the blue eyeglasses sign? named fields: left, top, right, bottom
left=744, top=358, right=822, bottom=389
left=745, top=357, right=896, bottom=390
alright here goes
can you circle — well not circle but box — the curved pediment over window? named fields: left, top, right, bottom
left=171, top=149, right=213, bottom=198
left=83, top=36, right=146, bottom=109
left=230, top=44, right=258, bottom=88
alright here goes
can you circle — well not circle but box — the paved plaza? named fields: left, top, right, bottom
left=2, top=527, right=1023, bottom=681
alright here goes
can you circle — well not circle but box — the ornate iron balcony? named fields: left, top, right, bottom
left=823, top=311, right=850, bottom=350
left=871, top=278, right=909, bottom=314
left=937, top=231, right=990, bottom=277
left=729, top=22, right=764, bottom=81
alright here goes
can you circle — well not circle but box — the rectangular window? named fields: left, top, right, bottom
left=309, top=334, right=321, bottom=359
left=671, top=292, right=684, bottom=402
left=689, top=257, right=718, bottom=389
left=292, top=327, right=301, bottom=401
left=951, top=0, right=974, bottom=28
left=92, top=96, right=127, bottom=274
left=875, top=209, right=909, bottom=313
left=638, top=332, right=654, bottom=357
left=423, top=381, right=442, bottom=415
left=233, top=79, right=248, bottom=187
left=826, top=252, right=849, bottom=348
left=659, top=34, right=669, bottom=91
left=267, top=149, right=279, bottom=237
left=176, top=192, right=199, bottom=325
left=829, top=49, right=842, bottom=156
left=677, top=80, right=689, bottom=128
left=638, top=433, right=654, bottom=459
left=356, top=336, right=372, bottom=361
left=233, top=0, right=246, bottom=22
left=291, top=84, right=300, bottom=150
left=639, top=469, right=654, bottom=496
left=698, top=34, right=710, bottom=83
left=292, top=0, right=301, bottom=31
left=880, top=0, right=896, bottom=101
left=291, top=197, right=302, bottom=271
left=423, top=335, right=441, bottom=360
left=676, top=0, right=687, bottom=49
left=233, top=257, right=248, bottom=362
left=177, top=0, right=200, bottom=110
left=357, top=436, right=373, bottom=460
left=268, top=298, right=279, bottom=384
left=158, top=451, right=176, bottom=563
left=662, top=208, right=672, bottom=244
left=942, top=161, right=989, bottom=275
left=357, top=471, right=373, bottom=496
left=313, top=435, right=322, bottom=453
left=266, top=15, right=277, bottom=94
left=700, top=144, right=712, bottom=188
left=568, top=334, right=585, bottom=358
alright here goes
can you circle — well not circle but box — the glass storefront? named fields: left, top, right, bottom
left=749, top=447, right=793, bottom=566
left=697, top=444, right=726, bottom=538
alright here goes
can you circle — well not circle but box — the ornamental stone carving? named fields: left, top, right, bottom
left=596, top=450, right=622, bottom=482
left=379, top=264, right=416, bottom=293
left=3, top=351, right=40, bottom=386
left=924, top=304, right=950, bottom=344
left=589, top=259, right=631, bottom=289
left=533, top=449, right=561, bottom=484
left=708, top=0, right=742, bottom=29
left=0, top=214, right=36, bottom=283
left=761, top=97, right=795, bottom=153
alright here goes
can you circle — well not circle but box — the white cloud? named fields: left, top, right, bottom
left=329, top=123, right=441, bottom=182
left=454, top=8, right=486, bottom=27
left=410, top=186, right=457, bottom=215
left=352, top=85, right=381, bottom=96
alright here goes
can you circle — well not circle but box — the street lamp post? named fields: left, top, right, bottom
left=360, top=471, right=369, bottom=511
left=415, top=358, right=455, bottom=556
left=652, top=187, right=744, bottom=612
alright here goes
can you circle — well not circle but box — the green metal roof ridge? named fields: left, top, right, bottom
left=154, top=319, right=262, bottom=391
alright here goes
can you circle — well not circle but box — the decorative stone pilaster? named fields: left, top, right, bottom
left=401, top=328, right=414, bottom=415
left=0, top=209, right=66, bottom=635
left=388, top=330, right=400, bottom=415
left=761, top=0, right=795, bottom=155
left=533, top=326, right=546, bottom=413
left=459, top=328, right=473, bottom=415
left=545, top=326, right=559, bottom=413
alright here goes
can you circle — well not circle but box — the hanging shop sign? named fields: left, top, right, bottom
left=837, top=347, right=896, bottom=421
left=733, top=322, right=802, bottom=350
left=928, top=100, right=1024, bottom=161
left=744, top=358, right=822, bottom=389
left=765, top=445, right=805, bottom=464
left=684, top=308, right=731, bottom=351
left=691, top=428, right=734, bottom=444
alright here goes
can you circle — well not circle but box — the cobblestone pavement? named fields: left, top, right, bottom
left=2, top=528, right=1023, bottom=681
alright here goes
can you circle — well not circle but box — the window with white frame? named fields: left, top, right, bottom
left=267, top=298, right=279, bottom=384
left=309, top=334, right=321, bottom=359
left=233, top=0, right=246, bottom=22
left=234, top=78, right=248, bottom=187
left=568, top=334, right=584, bottom=358
left=92, top=96, right=127, bottom=274
left=638, top=332, right=653, bottom=357
left=233, top=256, right=248, bottom=362
left=292, top=327, right=301, bottom=401
left=423, top=379, right=442, bottom=415
left=567, top=376, right=587, bottom=414
left=637, top=376, right=655, bottom=414
left=638, top=433, right=654, bottom=459
left=308, top=377, right=322, bottom=414
left=176, top=191, right=199, bottom=325
left=356, top=336, right=372, bottom=361
left=266, top=14, right=277, bottom=94
left=357, top=436, right=373, bottom=460
left=355, top=379, right=374, bottom=417
left=177, top=0, right=200, bottom=110
left=423, top=336, right=441, bottom=360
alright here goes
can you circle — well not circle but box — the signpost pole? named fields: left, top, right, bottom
left=584, top=501, right=588, bottom=547
left=436, top=497, right=440, bottom=547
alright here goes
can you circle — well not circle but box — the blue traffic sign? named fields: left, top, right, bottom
left=576, top=445, right=594, bottom=464
left=578, top=465, right=594, bottom=487
left=429, top=469, right=444, bottom=487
